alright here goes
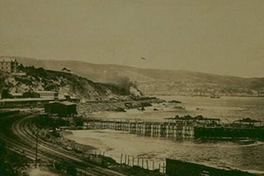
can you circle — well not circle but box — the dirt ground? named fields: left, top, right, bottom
left=28, top=167, right=59, bottom=176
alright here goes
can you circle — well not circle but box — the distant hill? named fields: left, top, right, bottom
left=2, top=56, right=264, bottom=96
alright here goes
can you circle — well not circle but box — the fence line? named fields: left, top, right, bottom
left=119, top=152, right=166, bottom=173
left=78, top=149, right=166, bottom=173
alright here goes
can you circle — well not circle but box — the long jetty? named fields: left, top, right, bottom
left=82, top=119, right=195, bottom=138
left=74, top=117, right=264, bottom=139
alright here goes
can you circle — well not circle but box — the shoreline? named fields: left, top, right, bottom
left=62, top=129, right=264, bottom=174
left=78, top=97, right=165, bottom=114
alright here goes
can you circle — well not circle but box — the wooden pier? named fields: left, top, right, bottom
left=74, top=116, right=264, bottom=139
left=83, top=119, right=195, bottom=138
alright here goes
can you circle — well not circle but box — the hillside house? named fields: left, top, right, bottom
left=62, top=67, right=71, bottom=73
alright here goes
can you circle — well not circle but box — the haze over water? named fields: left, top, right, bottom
left=89, top=96, right=264, bottom=122
left=161, top=96, right=264, bottom=121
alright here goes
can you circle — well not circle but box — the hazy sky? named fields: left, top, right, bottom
left=1, top=0, right=264, bottom=77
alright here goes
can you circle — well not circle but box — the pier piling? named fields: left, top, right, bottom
left=85, top=119, right=195, bottom=139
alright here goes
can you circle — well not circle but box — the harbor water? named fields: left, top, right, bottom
left=66, top=96, right=264, bottom=173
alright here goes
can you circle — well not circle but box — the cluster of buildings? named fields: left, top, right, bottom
left=0, top=58, right=78, bottom=117
left=0, top=90, right=79, bottom=116
left=0, top=57, right=26, bottom=76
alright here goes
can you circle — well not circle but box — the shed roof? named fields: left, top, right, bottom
left=10, top=93, right=23, bottom=96
left=0, top=98, right=53, bottom=102
left=47, top=101, right=76, bottom=106
left=36, top=91, right=56, bottom=94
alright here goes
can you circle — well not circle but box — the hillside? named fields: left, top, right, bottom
left=3, top=56, right=264, bottom=96
left=0, top=65, right=140, bottom=101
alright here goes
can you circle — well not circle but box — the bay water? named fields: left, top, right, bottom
left=69, top=96, right=264, bottom=173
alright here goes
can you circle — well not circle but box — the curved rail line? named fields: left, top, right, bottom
left=1, top=113, right=128, bottom=176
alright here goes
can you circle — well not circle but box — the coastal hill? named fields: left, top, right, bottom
left=4, top=56, right=264, bottom=96
left=0, top=64, right=141, bottom=101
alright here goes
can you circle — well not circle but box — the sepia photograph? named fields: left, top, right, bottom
left=0, top=0, right=264, bottom=175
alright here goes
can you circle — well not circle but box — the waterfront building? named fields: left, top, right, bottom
left=44, top=101, right=77, bottom=117
left=0, top=98, right=52, bottom=108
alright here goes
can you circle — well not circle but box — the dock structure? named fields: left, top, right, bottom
left=83, top=119, right=195, bottom=139
left=78, top=116, right=264, bottom=140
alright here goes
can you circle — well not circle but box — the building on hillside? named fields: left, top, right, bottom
left=62, top=67, right=71, bottom=73
left=35, top=91, right=58, bottom=99
left=0, top=58, right=18, bottom=73
left=59, top=94, right=80, bottom=103
left=35, top=91, right=79, bottom=102
left=44, top=101, right=77, bottom=117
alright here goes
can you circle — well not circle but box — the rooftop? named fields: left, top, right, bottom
left=0, top=58, right=17, bottom=62
left=0, top=98, right=53, bottom=102
left=48, top=101, right=76, bottom=106
left=35, top=91, right=56, bottom=93
left=10, top=93, right=23, bottom=96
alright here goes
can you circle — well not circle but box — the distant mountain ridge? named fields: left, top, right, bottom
left=2, top=56, right=264, bottom=96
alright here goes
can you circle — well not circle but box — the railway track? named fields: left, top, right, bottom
left=1, top=113, right=128, bottom=176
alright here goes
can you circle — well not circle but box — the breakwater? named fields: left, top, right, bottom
left=82, top=119, right=195, bottom=138
left=78, top=117, right=264, bottom=140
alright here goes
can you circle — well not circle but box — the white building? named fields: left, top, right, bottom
left=35, top=91, right=57, bottom=99
left=0, top=58, right=18, bottom=73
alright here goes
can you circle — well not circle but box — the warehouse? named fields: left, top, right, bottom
left=0, top=98, right=51, bottom=108
left=44, top=101, right=77, bottom=117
